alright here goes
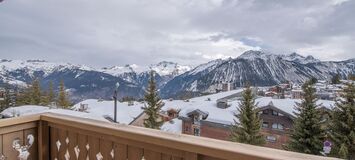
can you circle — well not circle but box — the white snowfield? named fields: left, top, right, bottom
left=0, top=89, right=336, bottom=134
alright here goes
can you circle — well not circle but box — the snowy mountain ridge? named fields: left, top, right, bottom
left=1, top=50, right=354, bottom=100
left=160, top=50, right=354, bottom=98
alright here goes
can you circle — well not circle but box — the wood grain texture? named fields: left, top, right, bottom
left=88, top=136, right=100, bottom=159
left=77, top=134, right=88, bottom=160
left=113, top=143, right=127, bottom=160
left=2, top=131, right=23, bottom=160
left=24, top=128, right=38, bottom=160
left=127, top=146, right=143, bottom=160
left=50, top=127, right=59, bottom=160
left=144, top=149, right=162, bottom=160
left=100, top=139, right=113, bottom=160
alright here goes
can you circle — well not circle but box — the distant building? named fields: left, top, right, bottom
left=222, top=82, right=233, bottom=92
left=291, top=89, right=303, bottom=99
left=180, top=102, right=295, bottom=149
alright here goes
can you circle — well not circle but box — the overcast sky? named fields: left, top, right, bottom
left=0, top=0, right=354, bottom=68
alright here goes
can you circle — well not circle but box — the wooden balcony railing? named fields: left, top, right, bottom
left=0, top=113, right=340, bottom=160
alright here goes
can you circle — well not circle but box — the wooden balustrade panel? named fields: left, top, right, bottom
left=0, top=122, right=38, bottom=160
left=48, top=125, right=202, bottom=160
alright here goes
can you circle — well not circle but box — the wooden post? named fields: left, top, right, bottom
left=38, top=121, right=49, bottom=160
left=185, top=152, right=198, bottom=160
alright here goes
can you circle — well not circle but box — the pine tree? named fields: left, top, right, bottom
left=329, top=82, right=355, bottom=159
left=0, top=86, right=12, bottom=112
left=40, top=91, right=50, bottom=106
left=332, top=74, right=341, bottom=84
left=16, top=86, right=32, bottom=106
left=48, top=81, right=55, bottom=103
left=230, top=86, right=265, bottom=145
left=57, top=80, right=70, bottom=109
left=30, top=79, right=41, bottom=105
left=348, top=74, right=355, bottom=81
left=287, top=80, right=324, bottom=155
left=142, top=71, right=164, bottom=129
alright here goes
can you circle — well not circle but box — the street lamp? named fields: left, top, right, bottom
left=113, top=82, right=120, bottom=123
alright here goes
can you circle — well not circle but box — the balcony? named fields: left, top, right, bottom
left=0, top=113, right=339, bottom=160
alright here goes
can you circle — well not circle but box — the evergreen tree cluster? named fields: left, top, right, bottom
left=16, top=79, right=71, bottom=108
left=0, top=85, right=14, bottom=112
left=329, top=82, right=355, bottom=159
left=230, top=79, right=355, bottom=159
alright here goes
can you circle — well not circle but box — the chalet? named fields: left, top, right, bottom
left=179, top=97, right=334, bottom=150
left=180, top=102, right=296, bottom=149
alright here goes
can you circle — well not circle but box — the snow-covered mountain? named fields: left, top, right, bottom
left=1, top=51, right=354, bottom=100
left=0, top=60, right=190, bottom=102
left=160, top=51, right=354, bottom=98
left=100, top=61, right=191, bottom=88
left=0, top=59, right=144, bottom=102
left=149, top=61, right=191, bottom=77
left=281, top=52, right=320, bottom=64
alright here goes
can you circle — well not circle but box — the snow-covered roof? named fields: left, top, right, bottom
left=161, top=89, right=336, bottom=128
left=72, top=99, right=144, bottom=124
left=0, top=105, right=107, bottom=121
left=161, top=119, right=182, bottom=134
left=1, top=105, right=50, bottom=117
left=1, top=99, right=144, bottom=124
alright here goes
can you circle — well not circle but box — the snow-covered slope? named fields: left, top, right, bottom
left=0, top=59, right=144, bottom=102
left=101, top=61, right=191, bottom=89
left=149, top=61, right=191, bottom=77
left=0, top=59, right=93, bottom=86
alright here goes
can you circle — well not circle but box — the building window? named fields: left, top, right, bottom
left=262, top=122, right=269, bottom=128
left=266, top=135, right=277, bottom=142
left=184, top=126, right=189, bottom=132
left=272, top=123, right=284, bottom=130
left=193, top=115, right=201, bottom=125
left=272, top=110, right=278, bottom=116
left=193, top=128, right=200, bottom=136
left=262, top=110, right=268, bottom=115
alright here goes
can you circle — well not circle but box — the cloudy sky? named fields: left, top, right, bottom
left=0, top=0, right=354, bottom=68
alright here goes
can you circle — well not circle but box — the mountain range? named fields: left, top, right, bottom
left=1, top=51, right=354, bottom=101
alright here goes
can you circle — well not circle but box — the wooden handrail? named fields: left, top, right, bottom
left=0, top=114, right=40, bottom=128
left=40, top=113, right=339, bottom=160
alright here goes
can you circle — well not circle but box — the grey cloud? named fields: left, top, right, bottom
left=0, top=0, right=354, bottom=68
